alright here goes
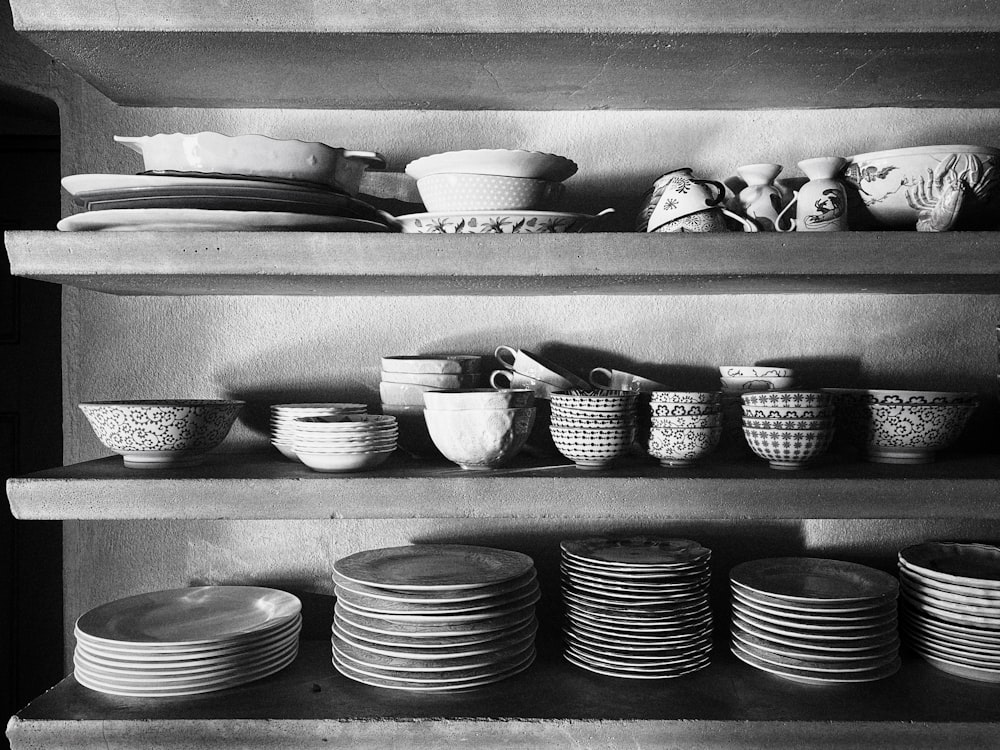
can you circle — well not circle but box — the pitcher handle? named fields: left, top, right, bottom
left=774, top=192, right=799, bottom=233
left=719, top=208, right=759, bottom=233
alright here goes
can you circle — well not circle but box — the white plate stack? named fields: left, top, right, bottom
left=729, top=558, right=901, bottom=684
left=332, top=544, right=539, bottom=692
left=270, top=402, right=367, bottom=459
left=291, top=414, right=398, bottom=473
left=73, top=586, right=302, bottom=697
left=560, top=537, right=713, bottom=679
left=332, top=544, right=539, bottom=691
left=899, top=541, right=1000, bottom=683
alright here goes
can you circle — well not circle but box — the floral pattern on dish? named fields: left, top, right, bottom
left=395, top=211, right=595, bottom=234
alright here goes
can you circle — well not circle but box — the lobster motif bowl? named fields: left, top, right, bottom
left=844, top=145, right=1000, bottom=230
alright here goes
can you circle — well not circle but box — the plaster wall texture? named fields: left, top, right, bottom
left=50, top=88, right=1000, bottom=656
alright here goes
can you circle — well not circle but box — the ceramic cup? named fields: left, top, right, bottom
left=639, top=167, right=727, bottom=231
left=588, top=367, right=669, bottom=393
left=490, top=369, right=563, bottom=398
left=651, top=206, right=758, bottom=233
left=493, top=346, right=589, bottom=390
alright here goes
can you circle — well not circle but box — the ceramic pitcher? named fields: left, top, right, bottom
left=776, top=157, right=849, bottom=232
left=737, top=163, right=784, bottom=231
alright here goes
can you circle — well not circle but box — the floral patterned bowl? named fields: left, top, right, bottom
left=650, top=414, right=723, bottom=429
left=742, top=417, right=833, bottom=431
left=79, top=399, right=244, bottom=469
left=652, top=402, right=722, bottom=417
left=743, top=426, right=834, bottom=470
left=394, top=211, right=604, bottom=234
left=863, top=403, right=977, bottom=464
left=648, top=426, right=722, bottom=467
left=650, top=391, right=721, bottom=404
left=844, top=145, right=1000, bottom=230
left=742, top=405, right=834, bottom=420
left=741, top=391, right=832, bottom=408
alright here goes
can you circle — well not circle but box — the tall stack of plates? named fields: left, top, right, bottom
left=899, top=541, right=1000, bottom=683
left=729, top=558, right=901, bottom=684
left=560, top=537, right=713, bottom=679
left=332, top=544, right=539, bottom=691
left=73, top=586, right=302, bottom=697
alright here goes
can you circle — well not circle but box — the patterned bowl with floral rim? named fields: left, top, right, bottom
left=648, top=426, right=723, bottom=468
left=741, top=391, right=832, bottom=408
left=79, top=399, right=244, bottom=469
left=864, top=402, right=977, bottom=464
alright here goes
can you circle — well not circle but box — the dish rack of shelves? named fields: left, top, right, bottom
left=5, top=2, right=1000, bottom=748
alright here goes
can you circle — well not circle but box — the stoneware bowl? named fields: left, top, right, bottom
left=721, top=376, right=797, bottom=393
left=78, top=399, right=244, bottom=469
left=743, top=426, right=834, bottom=470
left=415, top=173, right=565, bottom=212
left=863, top=403, right=977, bottom=464
left=549, top=427, right=635, bottom=470
left=742, top=405, right=834, bottom=420
left=549, top=425, right=637, bottom=448
left=380, top=380, right=442, bottom=406
left=741, top=391, right=832, bottom=408
left=424, top=407, right=536, bottom=470
left=720, top=366, right=795, bottom=378
left=843, top=145, right=1000, bottom=229
left=423, top=388, right=535, bottom=411
left=650, top=414, right=723, bottom=429
left=296, top=448, right=393, bottom=473
left=650, top=402, right=721, bottom=417
left=550, top=413, right=636, bottom=429
left=114, top=132, right=386, bottom=194
left=380, top=371, right=480, bottom=388
left=381, top=355, right=483, bottom=375
left=405, top=149, right=578, bottom=182
left=550, top=390, right=639, bottom=413
left=824, top=388, right=979, bottom=406
left=647, top=426, right=723, bottom=467
left=650, top=391, right=721, bottom=404
left=742, top=417, right=833, bottom=431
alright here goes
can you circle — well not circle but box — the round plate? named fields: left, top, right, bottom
left=731, top=599, right=897, bottom=632
left=897, top=566, right=1000, bottom=601
left=333, top=649, right=535, bottom=691
left=332, top=634, right=534, bottom=673
left=563, top=649, right=710, bottom=679
left=332, top=642, right=534, bottom=682
left=901, top=591, right=1000, bottom=628
left=567, top=615, right=713, bottom=643
left=732, top=637, right=897, bottom=673
left=563, top=579, right=707, bottom=604
left=562, top=590, right=708, bottom=617
left=911, top=648, right=1000, bottom=683
left=334, top=601, right=535, bottom=636
left=57, top=208, right=391, bottom=232
left=333, top=620, right=536, bottom=660
left=333, top=613, right=537, bottom=649
left=334, top=545, right=534, bottom=590
left=901, top=582, right=1000, bottom=617
left=74, top=586, right=302, bottom=647
left=334, top=581, right=539, bottom=615
left=730, top=581, right=896, bottom=613
left=731, top=617, right=899, bottom=654
left=565, top=628, right=711, bottom=657
left=731, top=641, right=900, bottom=684
left=731, top=627, right=899, bottom=662
left=730, top=558, right=898, bottom=602
left=333, top=569, right=537, bottom=603
left=731, top=589, right=897, bottom=623
left=732, top=608, right=897, bottom=642
left=561, top=538, right=711, bottom=568
left=901, top=603, right=1000, bottom=645
left=899, top=542, right=1000, bottom=589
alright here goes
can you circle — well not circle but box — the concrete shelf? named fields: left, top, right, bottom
left=9, top=1, right=1000, bottom=109
left=8, top=640, right=1000, bottom=749
left=7, top=231, right=1000, bottom=296
left=7, top=452, right=1000, bottom=521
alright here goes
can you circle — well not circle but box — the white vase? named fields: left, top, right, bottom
left=736, top=163, right=784, bottom=231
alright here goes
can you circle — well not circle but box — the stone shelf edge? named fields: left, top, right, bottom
left=7, top=453, right=1000, bottom=521
left=7, top=231, right=1000, bottom=296
left=7, top=642, right=1000, bottom=750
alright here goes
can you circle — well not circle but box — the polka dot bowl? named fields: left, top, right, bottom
left=415, top=173, right=565, bottom=212
left=79, top=400, right=244, bottom=469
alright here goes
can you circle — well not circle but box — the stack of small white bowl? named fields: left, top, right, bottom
left=730, top=558, right=901, bottom=685
left=647, top=391, right=723, bottom=467
left=291, top=414, right=398, bottom=473
left=379, top=355, right=483, bottom=457
left=824, top=388, right=978, bottom=464
left=270, top=402, right=367, bottom=460
left=741, top=390, right=835, bottom=470
left=73, top=585, right=301, bottom=697
left=423, top=388, right=536, bottom=470
left=549, top=390, right=639, bottom=470
left=718, top=365, right=796, bottom=452
left=561, top=537, right=714, bottom=679
left=332, top=544, right=540, bottom=691
left=899, top=541, right=1000, bottom=683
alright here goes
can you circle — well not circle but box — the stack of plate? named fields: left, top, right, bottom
left=73, top=586, right=302, bottom=697
left=560, top=537, right=713, bottom=679
left=899, top=541, right=1000, bottom=683
left=59, top=173, right=396, bottom=232
left=270, top=402, right=367, bottom=460
left=729, top=558, right=901, bottom=684
left=332, top=544, right=539, bottom=691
